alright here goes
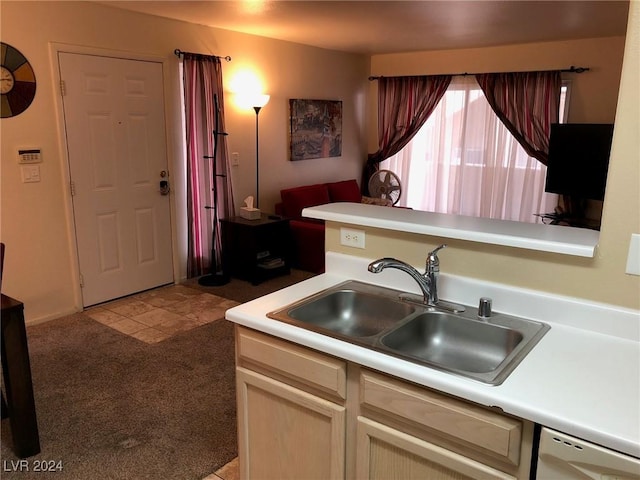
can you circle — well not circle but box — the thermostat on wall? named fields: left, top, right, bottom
left=18, top=148, right=42, bottom=164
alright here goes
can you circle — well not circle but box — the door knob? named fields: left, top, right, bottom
left=160, top=180, right=170, bottom=195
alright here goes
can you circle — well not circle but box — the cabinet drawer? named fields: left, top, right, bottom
left=360, top=370, right=522, bottom=465
left=236, top=326, right=347, bottom=399
left=357, top=416, right=515, bottom=480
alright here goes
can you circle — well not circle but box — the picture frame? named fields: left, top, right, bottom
left=288, top=99, right=342, bottom=161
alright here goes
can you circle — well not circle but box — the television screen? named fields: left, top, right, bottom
left=545, top=123, right=614, bottom=201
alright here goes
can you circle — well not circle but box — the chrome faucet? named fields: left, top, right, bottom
left=368, top=244, right=465, bottom=312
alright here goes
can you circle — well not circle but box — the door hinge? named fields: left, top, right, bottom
left=79, top=274, right=84, bottom=288
left=70, top=180, right=76, bottom=196
left=60, top=80, right=66, bottom=96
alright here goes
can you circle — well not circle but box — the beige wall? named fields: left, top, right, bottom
left=0, top=1, right=369, bottom=322
left=328, top=4, right=640, bottom=310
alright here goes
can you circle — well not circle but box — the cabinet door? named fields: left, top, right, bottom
left=236, top=367, right=346, bottom=480
left=356, top=417, right=515, bottom=480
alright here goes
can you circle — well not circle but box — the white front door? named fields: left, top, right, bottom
left=59, top=52, right=174, bottom=307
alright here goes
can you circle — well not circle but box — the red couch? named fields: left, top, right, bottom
left=275, top=179, right=363, bottom=273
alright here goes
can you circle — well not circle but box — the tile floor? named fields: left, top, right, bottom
left=84, top=284, right=239, bottom=344
left=85, top=284, right=242, bottom=479
left=204, top=457, right=240, bottom=480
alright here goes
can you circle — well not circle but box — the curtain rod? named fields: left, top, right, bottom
left=368, top=65, right=589, bottom=81
left=174, top=49, right=231, bottom=62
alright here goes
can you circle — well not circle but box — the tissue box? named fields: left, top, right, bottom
left=240, top=207, right=261, bottom=220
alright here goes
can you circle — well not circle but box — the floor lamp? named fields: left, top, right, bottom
left=252, top=94, right=270, bottom=209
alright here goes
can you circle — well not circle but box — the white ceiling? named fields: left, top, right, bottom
left=100, top=0, right=629, bottom=55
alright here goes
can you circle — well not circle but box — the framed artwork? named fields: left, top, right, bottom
left=289, top=99, right=342, bottom=161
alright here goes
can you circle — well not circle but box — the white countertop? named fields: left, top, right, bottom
left=225, top=252, right=640, bottom=458
left=303, top=202, right=599, bottom=257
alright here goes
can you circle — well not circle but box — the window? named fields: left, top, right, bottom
left=381, top=78, right=568, bottom=223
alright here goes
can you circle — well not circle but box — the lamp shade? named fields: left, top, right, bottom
left=236, top=93, right=270, bottom=111
left=253, top=94, right=270, bottom=109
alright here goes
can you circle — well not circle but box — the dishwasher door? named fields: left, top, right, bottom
left=536, top=427, right=640, bottom=479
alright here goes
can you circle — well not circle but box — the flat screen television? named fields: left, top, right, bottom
left=544, top=123, right=614, bottom=201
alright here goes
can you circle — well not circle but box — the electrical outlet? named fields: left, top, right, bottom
left=231, top=152, right=240, bottom=166
left=340, top=228, right=365, bottom=249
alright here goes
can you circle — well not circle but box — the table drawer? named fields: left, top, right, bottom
left=360, top=369, right=522, bottom=465
left=236, top=326, right=346, bottom=399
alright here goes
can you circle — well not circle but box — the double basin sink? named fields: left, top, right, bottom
left=267, top=280, right=550, bottom=385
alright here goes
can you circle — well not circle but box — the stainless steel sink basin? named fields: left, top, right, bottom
left=268, top=280, right=550, bottom=385
left=282, top=285, right=415, bottom=337
left=381, top=312, right=523, bottom=374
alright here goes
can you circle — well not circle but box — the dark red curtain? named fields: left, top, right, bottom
left=364, top=75, right=452, bottom=191
left=183, top=54, right=234, bottom=277
left=475, top=71, right=562, bottom=165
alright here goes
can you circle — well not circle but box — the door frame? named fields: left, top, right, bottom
left=49, top=43, right=182, bottom=311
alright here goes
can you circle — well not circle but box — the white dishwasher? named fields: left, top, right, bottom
left=536, top=427, right=640, bottom=479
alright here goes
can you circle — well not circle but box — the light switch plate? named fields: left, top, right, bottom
left=625, top=233, right=640, bottom=276
left=21, top=165, right=41, bottom=183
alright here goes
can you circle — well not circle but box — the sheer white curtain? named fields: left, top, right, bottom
left=382, top=77, right=558, bottom=223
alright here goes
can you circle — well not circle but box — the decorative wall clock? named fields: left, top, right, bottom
left=1, top=42, right=36, bottom=118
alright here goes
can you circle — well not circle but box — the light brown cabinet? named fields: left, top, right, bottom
left=357, top=369, right=533, bottom=479
left=356, top=417, right=513, bottom=480
left=236, top=368, right=346, bottom=479
left=235, top=326, right=534, bottom=480
left=235, top=326, right=347, bottom=479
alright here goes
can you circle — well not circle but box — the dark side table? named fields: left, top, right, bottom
left=221, top=214, right=292, bottom=285
left=1, top=294, right=41, bottom=458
